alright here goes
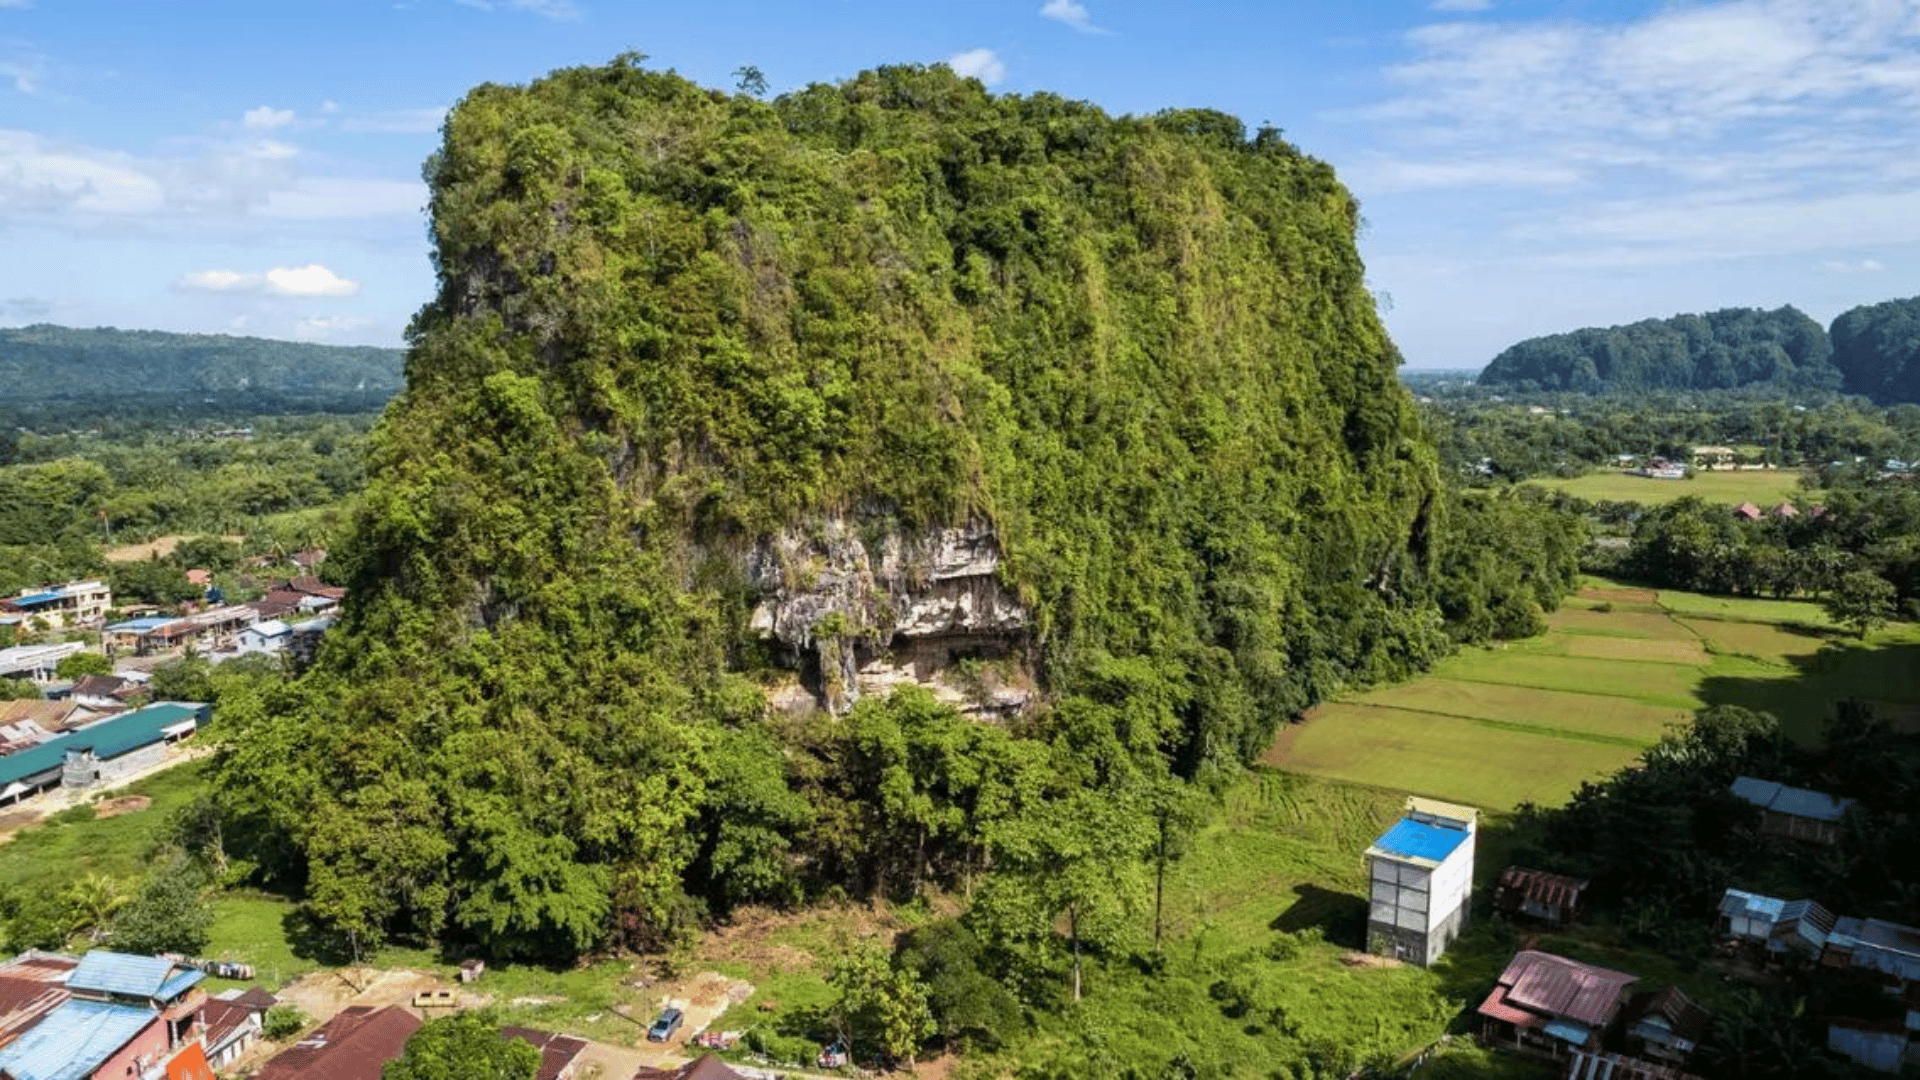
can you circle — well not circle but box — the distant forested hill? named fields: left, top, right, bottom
left=1477, top=306, right=1839, bottom=393
left=1830, top=297, right=1920, bottom=404
left=0, top=325, right=403, bottom=408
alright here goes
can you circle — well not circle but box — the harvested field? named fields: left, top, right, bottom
left=103, top=534, right=244, bottom=563
left=1578, top=586, right=1658, bottom=604
left=1355, top=679, right=1682, bottom=744
left=93, top=796, right=151, bottom=819
left=1564, top=635, right=1709, bottom=665
left=1267, top=704, right=1642, bottom=811
left=1546, top=607, right=1692, bottom=639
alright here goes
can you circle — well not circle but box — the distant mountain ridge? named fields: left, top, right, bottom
left=0, top=324, right=404, bottom=402
left=1476, top=306, right=1838, bottom=393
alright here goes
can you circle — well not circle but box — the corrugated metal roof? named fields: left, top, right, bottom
left=0, top=999, right=157, bottom=1080
left=1720, top=887, right=1785, bottom=922
left=0, top=702, right=207, bottom=788
left=10, top=594, right=62, bottom=608
left=1729, top=776, right=1854, bottom=822
left=1828, top=917, right=1920, bottom=981
left=1499, top=950, right=1637, bottom=1027
left=68, top=951, right=200, bottom=1000
left=1367, top=818, right=1469, bottom=866
left=1542, top=1019, right=1593, bottom=1044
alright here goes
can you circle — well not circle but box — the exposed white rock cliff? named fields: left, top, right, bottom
left=746, top=519, right=1031, bottom=715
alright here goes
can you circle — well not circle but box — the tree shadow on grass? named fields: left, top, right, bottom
left=280, top=906, right=357, bottom=966
left=1695, top=638, right=1920, bottom=740
left=1269, top=884, right=1367, bottom=948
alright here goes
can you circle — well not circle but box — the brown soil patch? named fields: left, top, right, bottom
left=1341, top=951, right=1403, bottom=969
left=1578, top=586, right=1658, bottom=604
left=1260, top=717, right=1310, bottom=768
left=275, top=967, right=453, bottom=1027
left=103, top=534, right=244, bottom=563
left=693, top=902, right=906, bottom=976
left=94, top=796, right=151, bottom=819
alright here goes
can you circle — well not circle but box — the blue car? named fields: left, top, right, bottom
left=647, top=1006, right=684, bottom=1042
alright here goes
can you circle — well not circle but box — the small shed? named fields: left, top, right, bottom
left=1625, top=986, right=1710, bottom=1065
left=1718, top=888, right=1834, bottom=957
left=1493, top=867, right=1588, bottom=927
left=1729, top=776, right=1853, bottom=845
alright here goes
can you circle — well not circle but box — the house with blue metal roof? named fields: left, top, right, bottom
left=0, top=950, right=207, bottom=1080
left=0, top=581, right=111, bottom=629
left=1366, top=796, right=1478, bottom=966
left=1718, top=887, right=1834, bottom=956
left=1729, top=776, right=1854, bottom=845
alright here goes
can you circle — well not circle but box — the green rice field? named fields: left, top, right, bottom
left=1266, top=577, right=1920, bottom=811
left=1523, top=468, right=1815, bottom=506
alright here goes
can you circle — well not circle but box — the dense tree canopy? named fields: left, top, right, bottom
left=1478, top=307, right=1837, bottom=393
left=0, top=325, right=400, bottom=405
left=1830, top=296, right=1920, bottom=404
left=211, top=58, right=1578, bottom=962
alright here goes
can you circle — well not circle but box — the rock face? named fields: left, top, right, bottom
left=746, top=518, right=1032, bottom=715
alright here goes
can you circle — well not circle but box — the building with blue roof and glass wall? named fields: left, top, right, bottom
left=1366, top=796, right=1479, bottom=966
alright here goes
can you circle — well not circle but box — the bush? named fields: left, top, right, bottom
left=263, top=1004, right=308, bottom=1040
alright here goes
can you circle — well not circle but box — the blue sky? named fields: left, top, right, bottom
left=3, top=0, right=1916, bottom=369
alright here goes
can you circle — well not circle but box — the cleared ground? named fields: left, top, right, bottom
left=1523, top=468, right=1815, bottom=506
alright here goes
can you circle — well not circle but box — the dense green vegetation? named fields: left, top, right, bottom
left=0, top=324, right=400, bottom=412
left=1830, top=296, right=1920, bottom=404
left=210, top=57, right=1582, bottom=976
left=0, top=413, right=370, bottom=596
left=1478, top=307, right=1837, bottom=393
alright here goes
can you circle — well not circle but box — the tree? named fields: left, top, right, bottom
left=831, top=941, right=935, bottom=1068
left=383, top=1010, right=538, bottom=1080
left=63, top=874, right=128, bottom=939
left=107, top=864, right=213, bottom=955
left=732, top=64, right=768, bottom=97
left=148, top=654, right=214, bottom=703
left=1824, top=568, right=1897, bottom=638
left=893, top=919, right=1019, bottom=1050
left=54, top=652, right=112, bottom=680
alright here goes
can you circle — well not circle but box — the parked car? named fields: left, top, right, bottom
left=647, top=1007, right=684, bottom=1042
left=818, top=1040, right=848, bottom=1068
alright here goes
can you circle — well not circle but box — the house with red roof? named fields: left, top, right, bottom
left=1477, top=950, right=1637, bottom=1060
left=253, top=1005, right=420, bottom=1080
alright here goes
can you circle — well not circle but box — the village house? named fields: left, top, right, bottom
left=1476, top=950, right=1637, bottom=1060
left=253, top=1004, right=421, bottom=1080
left=1729, top=776, right=1854, bottom=845
left=502, top=1026, right=589, bottom=1080
left=632, top=1054, right=752, bottom=1080
left=68, top=674, right=140, bottom=712
left=198, top=987, right=276, bottom=1071
left=1492, top=867, right=1588, bottom=928
left=0, top=950, right=208, bottom=1080
left=234, top=620, right=292, bottom=655
left=1624, top=986, right=1710, bottom=1067
left=1692, top=446, right=1737, bottom=469
left=1732, top=501, right=1763, bottom=521
left=1365, top=797, right=1477, bottom=966
left=1717, top=888, right=1835, bottom=959
left=0, top=581, right=112, bottom=629
left=0, top=643, right=86, bottom=683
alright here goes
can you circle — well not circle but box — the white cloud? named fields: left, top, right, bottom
left=339, top=106, right=447, bottom=134
left=266, top=264, right=359, bottom=296
left=176, top=270, right=260, bottom=292
left=242, top=106, right=294, bottom=130
left=319, top=100, right=339, bottom=114
left=1431, top=0, right=1492, bottom=10
left=1820, top=258, right=1886, bottom=272
left=0, top=54, right=43, bottom=95
left=945, top=48, right=1007, bottom=86
left=454, top=0, right=580, bottom=19
left=1349, top=0, right=1920, bottom=272
left=0, top=130, right=166, bottom=214
left=0, top=1, right=31, bottom=9
left=175, top=264, right=360, bottom=297
left=1040, top=0, right=1110, bottom=34
left=292, top=314, right=374, bottom=341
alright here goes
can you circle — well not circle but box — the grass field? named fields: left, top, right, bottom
left=1524, top=468, right=1816, bottom=506
left=1265, top=576, right=1920, bottom=810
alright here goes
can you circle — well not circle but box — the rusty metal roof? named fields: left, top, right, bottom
left=1494, top=866, right=1588, bottom=911
left=1497, top=950, right=1637, bottom=1027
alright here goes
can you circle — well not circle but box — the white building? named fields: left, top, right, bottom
left=1366, top=796, right=1478, bottom=966
left=1, top=581, right=112, bottom=628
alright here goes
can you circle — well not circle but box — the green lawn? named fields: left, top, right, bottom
left=0, top=761, right=210, bottom=890
left=1431, top=649, right=1704, bottom=709
left=1524, top=468, right=1816, bottom=506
